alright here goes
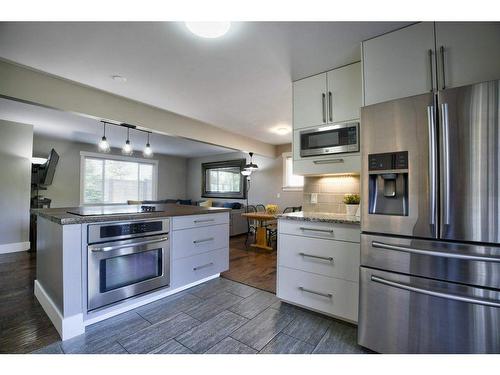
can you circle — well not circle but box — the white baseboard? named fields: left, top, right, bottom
left=34, top=280, right=85, bottom=341
left=0, top=241, right=30, bottom=254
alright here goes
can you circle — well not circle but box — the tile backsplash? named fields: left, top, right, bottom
left=302, top=174, right=360, bottom=214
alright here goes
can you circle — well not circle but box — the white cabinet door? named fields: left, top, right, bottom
left=327, top=62, right=362, bottom=122
left=362, top=22, right=436, bottom=106
left=435, top=22, right=500, bottom=90
left=293, top=72, right=327, bottom=130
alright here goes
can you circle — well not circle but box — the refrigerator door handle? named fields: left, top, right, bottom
left=372, top=241, right=500, bottom=263
left=371, top=275, right=500, bottom=308
left=427, top=105, right=437, bottom=236
left=441, top=102, right=451, bottom=227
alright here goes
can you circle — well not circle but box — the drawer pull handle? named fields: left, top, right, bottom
left=299, top=252, right=334, bottom=262
left=371, top=275, right=500, bottom=308
left=298, top=286, right=332, bottom=298
left=193, top=237, right=214, bottom=244
left=299, top=227, right=334, bottom=234
left=313, top=159, right=344, bottom=165
left=193, top=262, right=214, bottom=271
left=194, top=219, right=215, bottom=223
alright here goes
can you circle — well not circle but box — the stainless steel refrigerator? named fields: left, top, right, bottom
left=358, top=79, right=500, bottom=353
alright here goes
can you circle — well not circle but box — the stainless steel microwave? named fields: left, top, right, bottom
left=300, top=122, right=359, bottom=157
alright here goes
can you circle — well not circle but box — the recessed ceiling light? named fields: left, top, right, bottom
left=185, top=22, right=231, bottom=39
left=271, top=125, right=292, bottom=135
left=111, top=75, right=127, bottom=82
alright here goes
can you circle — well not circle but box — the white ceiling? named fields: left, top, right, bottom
left=0, top=22, right=409, bottom=144
left=0, top=98, right=233, bottom=158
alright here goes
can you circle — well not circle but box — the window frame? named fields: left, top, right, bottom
left=282, top=152, right=304, bottom=192
left=80, top=151, right=159, bottom=206
left=201, top=159, right=247, bottom=199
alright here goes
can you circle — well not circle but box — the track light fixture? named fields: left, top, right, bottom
left=122, top=127, right=133, bottom=156
left=98, top=121, right=110, bottom=152
left=97, top=120, right=155, bottom=158
left=143, top=132, right=153, bottom=157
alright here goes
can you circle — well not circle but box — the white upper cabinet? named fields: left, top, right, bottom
left=327, top=62, right=362, bottom=123
left=293, top=72, right=328, bottom=130
left=293, top=63, right=362, bottom=130
left=435, top=22, right=500, bottom=90
left=362, top=22, right=436, bottom=106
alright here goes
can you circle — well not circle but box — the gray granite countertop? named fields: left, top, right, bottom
left=277, top=211, right=360, bottom=225
left=32, top=204, right=231, bottom=225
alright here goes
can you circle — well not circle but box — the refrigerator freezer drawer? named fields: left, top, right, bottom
left=361, top=233, right=500, bottom=290
left=358, top=267, right=500, bottom=353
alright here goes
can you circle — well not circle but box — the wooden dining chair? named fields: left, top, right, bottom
left=245, top=205, right=258, bottom=247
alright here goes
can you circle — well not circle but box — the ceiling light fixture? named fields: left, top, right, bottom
left=122, top=127, right=133, bottom=156
left=271, top=125, right=291, bottom=135
left=98, top=121, right=111, bottom=152
left=143, top=132, right=153, bottom=157
left=185, top=22, right=231, bottom=39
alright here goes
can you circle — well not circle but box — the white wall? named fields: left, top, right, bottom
left=186, top=145, right=303, bottom=210
left=0, top=120, right=33, bottom=252
left=33, top=135, right=189, bottom=208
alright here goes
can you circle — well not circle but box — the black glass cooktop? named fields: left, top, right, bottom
left=67, top=205, right=161, bottom=216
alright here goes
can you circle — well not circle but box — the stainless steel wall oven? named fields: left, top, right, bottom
left=87, top=218, right=170, bottom=311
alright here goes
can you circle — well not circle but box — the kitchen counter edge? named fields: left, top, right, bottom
left=31, top=206, right=231, bottom=225
left=277, top=212, right=360, bottom=225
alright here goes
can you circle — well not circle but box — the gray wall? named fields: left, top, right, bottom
left=0, top=120, right=33, bottom=247
left=186, top=144, right=303, bottom=210
left=33, top=135, right=188, bottom=208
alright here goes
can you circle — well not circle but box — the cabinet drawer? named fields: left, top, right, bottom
left=278, top=234, right=359, bottom=281
left=172, top=248, right=229, bottom=288
left=172, top=212, right=229, bottom=231
left=172, top=224, right=228, bottom=260
left=293, top=152, right=360, bottom=176
left=277, top=267, right=358, bottom=322
left=279, top=219, right=360, bottom=243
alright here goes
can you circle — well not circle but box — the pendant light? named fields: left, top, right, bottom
left=122, top=127, right=133, bottom=155
left=143, top=132, right=153, bottom=157
left=241, top=152, right=258, bottom=176
left=98, top=121, right=110, bottom=152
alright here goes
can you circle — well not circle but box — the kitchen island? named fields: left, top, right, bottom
left=32, top=204, right=230, bottom=340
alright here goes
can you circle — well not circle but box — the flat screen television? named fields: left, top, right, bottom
left=39, top=148, right=59, bottom=186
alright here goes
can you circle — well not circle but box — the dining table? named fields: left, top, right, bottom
left=241, top=212, right=278, bottom=251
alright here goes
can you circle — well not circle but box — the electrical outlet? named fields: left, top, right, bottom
left=276, top=193, right=280, bottom=199
left=310, top=193, right=318, bottom=204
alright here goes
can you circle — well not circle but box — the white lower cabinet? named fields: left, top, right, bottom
left=277, top=219, right=360, bottom=323
left=278, top=267, right=359, bottom=323
left=170, top=212, right=230, bottom=289
left=172, top=248, right=229, bottom=288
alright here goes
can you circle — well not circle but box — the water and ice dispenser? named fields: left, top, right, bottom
left=368, top=151, right=409, bottom=216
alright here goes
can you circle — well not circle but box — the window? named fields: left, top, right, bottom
left=282, top=152, right=304, bottom=191
left=80, top=152, right=158, bottom=205
left=201, top=159, right=247, bottom=199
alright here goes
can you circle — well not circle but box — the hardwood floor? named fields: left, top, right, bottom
left=222, top=235, right=277, bottom=294
left=0, top=251, right=59, bottom=354
left=0, top=234, right=276, bottom=353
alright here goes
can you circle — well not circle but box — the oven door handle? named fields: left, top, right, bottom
left=371, top=275, right=500, bottom=308
left=89, top=236, right=169, bottom=252
left=372, top=241, right=500, bottom=263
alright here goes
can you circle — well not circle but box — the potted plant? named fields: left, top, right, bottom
left=343, top=194, right=360, bottom=216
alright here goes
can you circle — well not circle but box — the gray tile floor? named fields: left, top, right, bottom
left=32, top=277, right=370, bottom=354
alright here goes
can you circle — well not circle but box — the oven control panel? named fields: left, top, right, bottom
left=88, top=218, right=170, bottom=244
left=100, top=221, right=163, bottom=239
